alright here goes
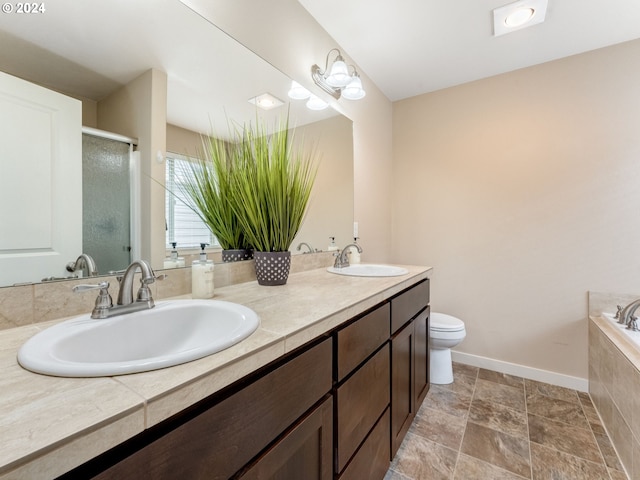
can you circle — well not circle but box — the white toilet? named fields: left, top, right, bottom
left=430, top=312, right=466, bottom=385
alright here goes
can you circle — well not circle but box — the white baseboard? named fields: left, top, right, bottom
left=450, top=351, right=589, bottom=392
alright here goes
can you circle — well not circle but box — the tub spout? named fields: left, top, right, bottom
left=618, top=298, right=640, bottom=330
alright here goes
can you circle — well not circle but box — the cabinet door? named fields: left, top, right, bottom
left=339, top=408, right=390, bottom=480
left=391, top=321, right=414, bottom=458
left=336, top=344, right=390, bottom=473
left=238, top=397, right=333, bottom=480
left=414, top=306, right=430, bottom=408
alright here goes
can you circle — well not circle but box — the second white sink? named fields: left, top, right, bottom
left=327, top=264, right=409, bottom=277
left=17, top=300, right=260, bottom=377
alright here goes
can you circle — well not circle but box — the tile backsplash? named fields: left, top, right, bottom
left=0, top=252, right=334, bottom=330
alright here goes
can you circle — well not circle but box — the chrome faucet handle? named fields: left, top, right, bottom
left=73, top=281, right=113, bottom=319
left=72, top=281, right=109, bottom=293
left=628, top=316, right=639, bottom=331
left=615, top=305, right=623, bottom=320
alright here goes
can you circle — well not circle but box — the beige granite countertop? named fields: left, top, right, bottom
left=0, top=265, right=431, bottom=479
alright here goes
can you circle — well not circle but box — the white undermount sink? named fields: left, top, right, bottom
left=327, top=264, right=409, bottom=277
left=17, top=300, right=260, bottom=377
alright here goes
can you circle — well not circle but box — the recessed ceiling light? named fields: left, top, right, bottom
left=248, top=93, right=284, bottom=111
left=505, top=7, right=535, bottom=27
left=493, top=0, right=547, bottom=37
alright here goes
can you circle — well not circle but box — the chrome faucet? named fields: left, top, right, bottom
left=73, top=260, right=161, bottom=319
left=66, top=254, right=98, bottom=277
left=296, top=242, right=315, bottom=254
left=616, top=298, right=640, bottom=331
left=333, top=243, right=363, bottom=268
left=116, top=260, right=156, bottom=306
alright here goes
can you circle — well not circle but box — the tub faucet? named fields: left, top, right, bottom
left=333, top=243, right=363, bottom=268
left=66, top=254, right=98, bottom=277
left=617, top=298, right=640, bottom=330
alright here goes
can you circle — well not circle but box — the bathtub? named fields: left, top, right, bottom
left=589, top=292, right=640, bottom=478
left=600, top=311, right=640, bottom=350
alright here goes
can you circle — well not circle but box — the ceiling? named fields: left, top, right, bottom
left=2, top=0, right=639, bottom=130
left=298, top=0, right=640, bottom=101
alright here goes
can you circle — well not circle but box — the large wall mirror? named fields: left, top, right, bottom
left=0, top=0, right=354, bottom=287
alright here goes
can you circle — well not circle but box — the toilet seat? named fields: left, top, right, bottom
left=431, top=312, right=465, bottom=332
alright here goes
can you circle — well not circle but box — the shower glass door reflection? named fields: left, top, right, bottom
left=82, top=133, right=132, bottom=274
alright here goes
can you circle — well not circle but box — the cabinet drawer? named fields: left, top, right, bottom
left=336, top=303, right=390, bottom=381
left=391, top=279, right=430, bottom=334
left=336, top=344, right=390, bottom=472
left=339, top=407, right=390, bottom=480
left=94, top=338, right=332, bottom=480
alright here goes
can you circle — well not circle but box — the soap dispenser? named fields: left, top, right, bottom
left=328, top=236, right=339, bottom=252
left=174, top=242, right=185, bottom=268
left=192, top=243, right=214, bottom=299
left=164, top=242, right=179, bottom=268
left=350, top=237, right=361, bottom=264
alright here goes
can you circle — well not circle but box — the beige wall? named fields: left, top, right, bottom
left=98, top=69, right=168, bottom=267
left=189, top=0, right=394, bottom=261
left=167, top=123, right=203, bottom=157
left=291, top=114, right=354, bottom=251
left=392, top=39, right=640, bottom=381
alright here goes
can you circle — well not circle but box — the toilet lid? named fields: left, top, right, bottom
left=431, top=312, right=465, bottom=332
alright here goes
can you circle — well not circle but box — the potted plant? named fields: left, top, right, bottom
left=175, top=134, right=252, bottom=262
left=232, top=116, right=317, bottom=285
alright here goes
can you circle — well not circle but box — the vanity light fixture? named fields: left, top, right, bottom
left=287, top=81, right=312, bottom=100
left=493, top=0, right=548, bottom=36
left=306, top=94, right=329, bottom=111
left=248, top=92, right=284, bottom=111
left=311, top=48, right=366, bottom=100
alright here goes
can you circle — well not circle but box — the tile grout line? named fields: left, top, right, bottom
left=450, top=366, right=479, bottom=479
left=581, top=393, right=629, bottom=480
left=524, top=379, right=533, bottom=480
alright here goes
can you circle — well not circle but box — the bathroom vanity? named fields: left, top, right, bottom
left=0, top=265, right=431, bottom=479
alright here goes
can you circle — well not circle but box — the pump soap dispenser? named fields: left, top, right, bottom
left=192, top=243, right=214, bottom=299
left=350, top=237, right=361, bottom=264
left=164, top=242, right=179, bottom=268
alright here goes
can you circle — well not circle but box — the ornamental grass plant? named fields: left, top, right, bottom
left=231, top=116, right=317, bottom=253
left=175, top=133, right=249, bottom=251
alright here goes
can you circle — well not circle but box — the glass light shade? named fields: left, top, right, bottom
left=306, top=94, right=329, bottom=111
left=287, top=81, right=311, bottom=100
left=341, top=75, right=366, bottom=100
left=325, top=59, right=350, bottom=87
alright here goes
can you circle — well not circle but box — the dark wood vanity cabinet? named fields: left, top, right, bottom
left=60, top=278, right=431, bottom=480
left=335, top=304, right=391, bottom=477
left=390, top=281, right=430, bottom=458
left=88, top=338, right=333, bottom=480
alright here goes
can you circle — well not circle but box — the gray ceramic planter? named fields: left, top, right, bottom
left=253, top=251, right=291, bottom=286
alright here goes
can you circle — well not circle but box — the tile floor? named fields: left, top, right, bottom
left=385, top=362, right=627, bottom=480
